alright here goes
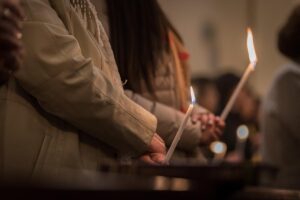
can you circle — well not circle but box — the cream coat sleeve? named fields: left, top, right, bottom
left=125, top=90, right=202, bottom=153
left=16, top=0, right=156, bottom=156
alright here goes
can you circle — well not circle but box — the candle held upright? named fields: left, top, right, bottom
left=164, top=87, right=196, bottom=164
left=220, top=28, right=258, bottom=120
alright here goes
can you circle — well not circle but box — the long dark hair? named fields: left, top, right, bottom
left=106, top=0, right=182, bottom=95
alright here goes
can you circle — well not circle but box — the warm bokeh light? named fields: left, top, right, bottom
left=247, top=28, right=257, bottom=66
left=237, top=125, right=249, bottom=140
left=210, top=141, right=227, bottom=155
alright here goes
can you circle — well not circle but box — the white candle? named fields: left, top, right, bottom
left=221, top=63, right=255, bottom=120
left=220, top=28, right=257, bottom=120
left=164, top=87, right=195, bottom=164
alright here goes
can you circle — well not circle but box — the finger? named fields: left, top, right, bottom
left=2, top=0, right=24, bottom=19
left=218, top=120, right=226, bottom=129
left=216, top=116, right=226, bottom=125
left=191, top=114, right=198, bottom=124
left=0, top=20, right=22, bottom=41
left=199, top=113, right=208, bottom=122
left=153, top=137, right=166, bottom=153
left=0, top=33, right=22, bottom=50
left=154, top=133, right=165, bottom=144
left=1, top=11, right=22, bottom=31
left=199, top=114, right=209, bottom=129
left=139, top=155, right=157, bottom=165
left=151, top=153, right=166, bottom=165
left=149, top=134, right=166, bottom=154
left=207, top=114, right=216, bottom=126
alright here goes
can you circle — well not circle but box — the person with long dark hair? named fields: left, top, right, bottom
left=0, top=0, right=23, bottom=85
left=91, top=0, right=225, bottom=161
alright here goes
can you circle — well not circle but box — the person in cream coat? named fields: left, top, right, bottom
left=0, top=0, right=166, bottom=180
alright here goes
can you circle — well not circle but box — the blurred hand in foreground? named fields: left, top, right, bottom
left=139, top=133, right=166, bottom=165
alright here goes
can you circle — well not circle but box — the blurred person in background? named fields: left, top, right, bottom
left=216, top=73, right=260, bottom=162
left=0, top=0, right=23, bottom=85
left=192, top=77, right=220, bottom=114
left=91, top=0, right=225, bottom=162
left=262, top=5, right=300, bottom=189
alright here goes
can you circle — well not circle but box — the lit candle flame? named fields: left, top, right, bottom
left=190, top=86, right=196, bottom=104
left=247, top=28, right=257, bottom=66
left=237, top=125, right=249, bottom=140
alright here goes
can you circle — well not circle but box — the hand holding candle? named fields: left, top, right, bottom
left=221, top=28, right=258, bottom=120
left=195, top=114, right=225, bottom=144
left=140, top=133, right=166, bottom=165
left=164, top=87, right=196, bottom=164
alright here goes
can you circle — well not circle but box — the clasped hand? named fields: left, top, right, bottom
left=192, top=112, right=225, bottom=145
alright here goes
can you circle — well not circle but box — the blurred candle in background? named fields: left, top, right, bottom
left=221, top=28, right=257, bottom=120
